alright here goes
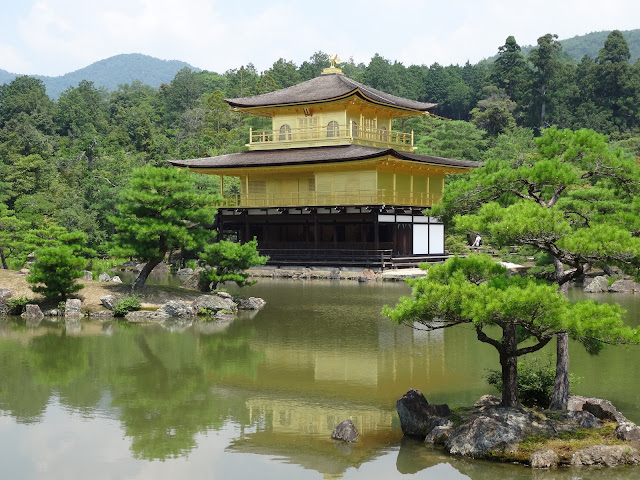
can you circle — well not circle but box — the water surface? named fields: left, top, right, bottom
left=0, top=279, right=638, bottom=479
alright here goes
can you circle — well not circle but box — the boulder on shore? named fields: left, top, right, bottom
left=158, top=300, right=194, bottom=318
left=65, top=299, right=82, bottom=317
left=235, top=297, right=266, bottom=310
left=101, top=295, right=116, bottom=310
left=571, top=445, right=640, bottom=467
left=396, top=389, right=451, bottom=438
left=530, top=449, right=559, bottom=469
left=22, top=304, right=44, bottom=320
left=125, top=310, right=170, bottom=323
left=584, top=276, right=608, bottom=293
left=568, top=395, right=628, bottom=423
left=192, top=294, right=236, bottom=314
left=331, top=420, right=359, bottom=443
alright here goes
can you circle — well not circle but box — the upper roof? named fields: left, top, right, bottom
left=169, top=145, right=477, bottom=170
left=226, top=73, right=436, bottom=112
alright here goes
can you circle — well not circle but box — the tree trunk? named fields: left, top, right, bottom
left=132, top=257, right=163, bottom=292
left=500, top=323, right=519, bottom=408
left=0, top=249, right=8, bottom=269
left=550, top=256, right=570, bottom=409
left=550, top=332, right=570, bottom=410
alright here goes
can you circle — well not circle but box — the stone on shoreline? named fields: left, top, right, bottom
left=65, top=299, right=82, bottom=318
left=22, top=304, right=44, bottom=320
left=192, top=294, right=236, bottom=314
left=530, top=449, right=559, bottom=468
left=584, top=275, right=608, bottom=293
left=125, top=310, right=170, bottom=322
left=609, top=279, right=640, bottom=293
left=101, top=295, right=116, bottom=310
left=571, top=445, right=640, bottom=467
left=158, top=300, right=194, bottom=317
left=235, top=297, right=266, bottom=310
left=396, top=389, right=451, bottom=438
left=568, top=395, right=628, bottom=423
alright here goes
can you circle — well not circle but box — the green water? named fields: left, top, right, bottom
left=0, top=279, right=639, bottom=479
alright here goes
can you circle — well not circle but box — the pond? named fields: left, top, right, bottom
left=0, top=279, right=639, bottom=479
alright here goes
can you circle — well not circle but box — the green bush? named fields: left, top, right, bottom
left=6, top=296, right=30, bottom=315
left=27, top=246, right=85, bottom=299
left=486, top=356, right=576, bottom=409
left=112, top=294, right=142, bottom=317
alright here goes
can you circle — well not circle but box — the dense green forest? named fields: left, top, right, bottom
left=1, top=30, right=639, bottom=266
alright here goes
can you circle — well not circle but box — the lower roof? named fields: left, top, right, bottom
left=169, top=145, right=478, bottom=170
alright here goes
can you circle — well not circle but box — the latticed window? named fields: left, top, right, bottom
left=351, top=121, right=358, bottom=137
left=297, top=117, right=319, bottom=138
left=279, top=124, right=291, bottom=140
left=327, top=121, right=339, bottom=137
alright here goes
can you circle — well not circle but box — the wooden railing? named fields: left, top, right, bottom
left=219, top=189, right=442, bottom=208
left=249, top=122, right=413, bottom=148
left=259, top=248, right=393, bottom=268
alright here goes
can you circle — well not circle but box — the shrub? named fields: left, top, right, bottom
left=486, top=356, right=577, bottom=409
left=6, top=296, right=30, bottom=315
left=27, top=246, right=85, bottom=299
left=112, top=294, right=142, bottom=317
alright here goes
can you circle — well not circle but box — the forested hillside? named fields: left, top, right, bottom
left=1, top=30, right=639, bottom=266
left=0, top=53, right=199, bottom=99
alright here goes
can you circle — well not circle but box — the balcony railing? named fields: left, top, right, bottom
left=218, top=189, right=442, bottom=208
left=248, top=122, right=414, bottom=150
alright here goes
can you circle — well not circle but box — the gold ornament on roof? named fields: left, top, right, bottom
left=322, top=54, right=343, bottom=75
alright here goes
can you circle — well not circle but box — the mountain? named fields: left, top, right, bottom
left=519, top=29, right=640, bottom=63
left=0, top=53, right=200, bottom=98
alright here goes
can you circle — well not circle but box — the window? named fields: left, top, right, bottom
left=279, top=124, right=291, bottom=141
left=351, top=121, right=358, bottom=137
left=379, top=125, right=388, bottom=142
left=327, top=121, right=339, bottom=137
left=297, top=117, right=319, bottom=139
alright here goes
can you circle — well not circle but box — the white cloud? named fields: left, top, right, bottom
left=2, top=0, right=640, bottom=76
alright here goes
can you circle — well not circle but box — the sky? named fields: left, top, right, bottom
left=1, top=0, right=639, bottom=77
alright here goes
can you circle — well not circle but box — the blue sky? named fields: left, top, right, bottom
left=1, top=0, right=639, bottom=76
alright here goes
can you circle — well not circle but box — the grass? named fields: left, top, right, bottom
left=508, top=423, right=623, bottom=464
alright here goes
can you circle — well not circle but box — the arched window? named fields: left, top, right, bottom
left=379, top=125, right=388, bottom=142
left=279, top=124, right=291, bottom=141
left=327, top=121, right=339, bottom=138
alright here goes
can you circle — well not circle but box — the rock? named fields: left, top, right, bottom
left=571, top=445, right=640, bottom=467
left=158, top=300, right=194, bottom=318
left=177, top=267, right=194, bottom=276
left=101, top=295, right=117, bottom=310
left=217, top=291, right=233, bottom=299
left=445, top=407, right=549, bottom=457
left=235, top=297, right=266, bottom=310
left=98, top=272, right=111, bottom=282
left=18, top=268, right=30, bottom=275
left=192, top=295, right=236, bottom=314
left=21, top=304, right=44, bottom=320
left=44, top=309, right=59, bottom=317
left=182, top=272, right=201, bottom=289
left=331, top=420, right=359, bottom=443
left=583, top=275, right=608, bottom=293
left=474, top=395, right=501, bottom=408
left=90, top=311, right=114, bottom=320
left=110, top=276, right=122, bottom=283
left=564, top=411, right=602, bottom=429
left=609, top=279, right=640, bottom=293
left=396, top=389, right=451, bottom=438
left=616, top=422, right=640, bottom=443
left=424, top=423, right=453, bottom=445
left=0, top=289, right=11, bottom=315
left=125, top=310, right=170, bottom=323
left=81, top=270, right=93, bottom=280
left=530, top=449, right=558, bottom=468
left=65, top=299, right=82, bottom=317
left=569, top=396, right=628, bottom=423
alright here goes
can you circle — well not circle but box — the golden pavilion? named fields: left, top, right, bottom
left=170, top=61, right=476, bottom=267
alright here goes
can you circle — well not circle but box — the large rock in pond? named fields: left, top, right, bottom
left=158, top=300, right=194, bottom=318
left=235, top=297, right=266, bottom=310
left=396, top=389, right=451, bottom=438
left=568, top=395, right=628, bottom=423
left=584, top=276, right=608, bottom=293
left=571, top=445, right=640, bottom=466
left=21, top=304, right=44, bottom=320
left=125, top=310, right=170, bottom=323
left=192, top=294, right=236, bottom=315
left=331, top=419, right=359, bottom=443
left=609, top=279, right=640, bottom=293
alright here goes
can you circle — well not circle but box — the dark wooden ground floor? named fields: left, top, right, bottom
left=217, top=206, right=447, bottom=267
